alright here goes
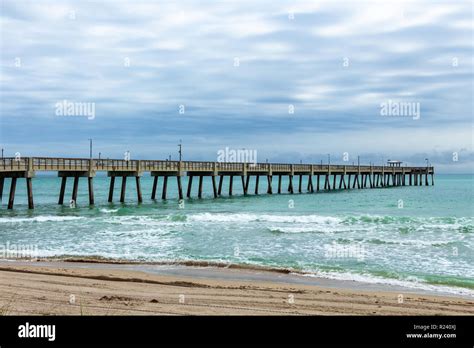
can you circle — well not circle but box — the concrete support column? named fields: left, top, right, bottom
left=8, top=177, right=17, bottom=209
left=186, top=176, right=192, bottom=198
left=88, top=177, right=94, bottom=205
left=162, top=176, right=168, bottom=200
left=59, top=177, right=67, bottom=205
left=120, top=176, right=127, bottom=203
left=72, top=177, right=79, bottom=203
left=108, top=176, right=115, bottom=202
left=229, top=175, right=233, bottom=196
left=212, top=176, right=218, bottom=198
left=26, top=177, right=34, bottom=209
left=198, top=176, right=203, bottom=198
left=288, top=175, right=294, bottom=194
left=0, top=177, right=4, bottom=201
left=218, top=175, right=223, bottom=196
left=152, top=176, right=159, bottom=199
left=267, top=175, right=273, bottom=194
left=136, top=177, right=143, bottom=203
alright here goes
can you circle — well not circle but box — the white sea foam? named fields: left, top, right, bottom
left=299, top=270, right=474, bottom=297
left=100, top=208, right=119, bottom=213
left=102, top=215, right=184, bottom=227
left=187, top=212, right=342, bottom=224
left=0, top=216, right=84, bottom=223
left=268, top=226, right=338, bottom=234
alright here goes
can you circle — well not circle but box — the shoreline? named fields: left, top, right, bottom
left=0, top=259, right=473, bottom=315
left=2, top=256, right=473, bottom=298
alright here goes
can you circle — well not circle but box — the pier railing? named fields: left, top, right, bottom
left=0, top=157, right=434, bottom=174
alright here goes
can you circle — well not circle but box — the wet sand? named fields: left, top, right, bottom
left=0, top=260, right=473, bottom=315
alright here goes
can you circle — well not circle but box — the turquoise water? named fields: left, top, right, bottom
left=1, top=173, right=473, bottom=296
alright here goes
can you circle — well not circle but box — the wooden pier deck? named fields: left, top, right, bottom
left=0, top=157, right=434, bottom=209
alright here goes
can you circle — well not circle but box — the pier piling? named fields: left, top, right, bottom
left=162, top=176, right=168, bottom=200
left=229, top=175, right=233, bottom=196
left=267, top=175, right=273, bottom=194
left=26, top=177, right=34, bottom=209
left=120, top=176, right=127, bottom=203
left=212, top=176, right=218, bottom=198
left=72, top=177, right=79, bottom=203
left=218, top=175, right=223, bottom=196
left=136, top=177, right=143, bottom=203
left=152, top=176, right=159, bottom=199
left=198, top=176, right=203, bottom=198
left=241, top=176, right=246, bottom=195
left=8, top=177, right=17, bottom=209
left=88, top=177, right=94, bottom=205
left=108, top=177, right=115, bottom=202
left=58, top=177, right=67, bottom=205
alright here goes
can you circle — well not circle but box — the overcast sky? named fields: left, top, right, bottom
left=0, top=0, right=472, bottom=172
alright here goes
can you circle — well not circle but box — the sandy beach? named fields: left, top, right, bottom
left=0, top=260, right=473, bottom=316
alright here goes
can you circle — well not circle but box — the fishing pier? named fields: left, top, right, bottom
left=0, top=157, right=434, bottom=209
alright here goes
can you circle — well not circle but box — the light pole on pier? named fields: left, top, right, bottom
left=89, top=139, right=93, bottom=159
left=178, top=140, right=182, bottom=161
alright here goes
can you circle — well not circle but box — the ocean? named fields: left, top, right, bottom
left=0, top=173, right=473, bottom=296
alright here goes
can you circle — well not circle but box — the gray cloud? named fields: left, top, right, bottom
left=0, top=0, right=472, bottom=173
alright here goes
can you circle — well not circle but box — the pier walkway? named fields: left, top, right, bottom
left=0, top=157, right=434, bottom=209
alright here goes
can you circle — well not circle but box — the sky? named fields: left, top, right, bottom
left=0, top=0, right=472, bottom=173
